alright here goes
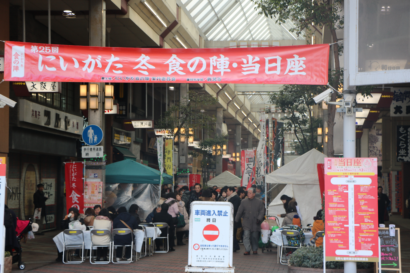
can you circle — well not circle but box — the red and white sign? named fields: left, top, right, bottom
left=189, top=174, right=201, bottom=189
left=203, top=224, right=220, bottom=241
left=324, top=158, right=379, bottom=263
left=241, top=150, right=255, bottom=188
left=5, top=41, right=329, bottom=85
left=193, top=244, right=200, bottom=250
left=65, top=162, right=84, bottom=213
left=84, top=180, right=103, bottom=210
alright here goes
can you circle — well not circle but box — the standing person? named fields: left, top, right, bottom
left=237, top=188, right=246, bottom=200
left=378, top=186, right=391, bottom=222
left=211, top=190, right=218, bottom=201
left=235, top=188, right=265, bottom=255
left=218, top=189, right=227, bottom=201
left=378, top=193, right=386, bottom=225
left=226, top=187, right=241, bottom=252
left=33, top=184, right=48, bottom=235
left=179, top=186, right=191, bottom=214
left=188, top=183, right=203, bottom=209
left=165, top=192, right=180, bottom=224
left=199, top=189, right=214, bottom=201
left=175, top=193, right=189, bottom=245
left=255, top=186, right=265, bottom=200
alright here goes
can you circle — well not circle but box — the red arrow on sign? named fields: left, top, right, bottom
left=203, top=224, right=219, bottom=241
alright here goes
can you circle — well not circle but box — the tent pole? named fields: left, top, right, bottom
left=264, top=176, right=267, bottom=216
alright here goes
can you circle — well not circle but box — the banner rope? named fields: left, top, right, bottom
left=329, top=40, right=343, bottom=46
left=0, top=80, right=4, bottom=85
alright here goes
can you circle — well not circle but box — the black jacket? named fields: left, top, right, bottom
left=113, top=212, right=140, bottom=245
left=5, top=209, right=19, bottom=251
left=33, top=190, right=48, bottom=217
left=153, top=210, right=175, bottom=237
left=228, top=194, right=242, bottom=228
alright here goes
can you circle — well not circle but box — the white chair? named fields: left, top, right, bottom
left=90, top=229, right=111, bottom=264
left=62, top=230, right=85, bottom=264
left=153, top=222, right=169, bottom=254
left=279, top=229, right=302, bottom=265
left=112, top=228, right=134, bottom=264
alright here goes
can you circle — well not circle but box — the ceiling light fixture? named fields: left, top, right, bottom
left=141, top=0, right=167, bottom=27
left=224, top=92, right=232, bottom=100
left=175, top=36, right=187, bottom=49
left=241, top=110, right=247, bottom=116
left=216, top=83, right=222, bottom=89
left=233, top=102, right=240, bottom=109
left=169, top=86, right=174, bottom=91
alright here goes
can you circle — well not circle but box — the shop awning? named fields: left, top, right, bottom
left=114, top=146, right=136, bottom=161
left=106, top=159, right=172, bottom=185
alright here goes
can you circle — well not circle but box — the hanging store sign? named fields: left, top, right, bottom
left=391, top=88, right=410, bottom=117
left=154, top=129, right=172, bottom=136
left=397, top=125, right=410, bottom=162
left=19, top=99, right=83, bottom=135
left=112, top=127, right=132, bottom=148
left=132, top=120, right=153, bottom=128
left=5, top=41, right=329, bottom=85
left=241, top=150, right=255, bottom=188
left=25, top=81, right=60, bottom=92
left=324, top=158, right=379, bottom=262
left=104, top=104, right=118, bottom=114
left=0, top=56, right=4, bottom=72
left=81, top=146, right=104, bottom=158
left=65, top=162, right=84, bottom=214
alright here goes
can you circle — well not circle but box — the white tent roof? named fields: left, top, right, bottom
left=208, top=171, right=241, bottom=187
left=265, top=149, right=325, bottom=185
left=266, top=149, right=325, bottom=226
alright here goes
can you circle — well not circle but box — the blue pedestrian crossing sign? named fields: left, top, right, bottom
left=82, top=125, right=103, bottom=146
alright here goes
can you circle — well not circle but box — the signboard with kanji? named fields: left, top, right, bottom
left=65, top=162, right=84, bottom=213
left=324, top=158, right=379, bottom=263
left=186, top=201, right=234, bottom=272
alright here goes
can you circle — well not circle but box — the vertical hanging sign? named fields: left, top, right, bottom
left=165, top=138, right=173, bottom=184
left=241, top=150, right=255, bottom=188
left=65, top=162, right=84, bottom=213
left=157, top=137, right=164, bottom=187
left=256, top=113, right=266, bottom=184
left=324, top=158, right=379, bottom=262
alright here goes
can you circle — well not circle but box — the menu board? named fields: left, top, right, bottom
left=324, top=158, right=379, bottom=262
left=378, top=228, right=402, bottom=272
left=84, top=180, right=103, bottom=209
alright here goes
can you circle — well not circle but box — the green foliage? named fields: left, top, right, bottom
left=270, top=84, right=323, bottom=154
left=252, top=0, right=344, bottom=37
left=289, top=247, right=373, bottom=269
left=4, top=251, right=10, bottom=258
left=156, top=91, right=217, bottom=137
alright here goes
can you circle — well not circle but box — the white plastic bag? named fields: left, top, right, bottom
left=27, top=231, right=35, bottom=240
left=69, top=220, right=86, bottom=231
left=33, top=209, right=41, bottom=220
left=261, top=229, right=271, bottom=244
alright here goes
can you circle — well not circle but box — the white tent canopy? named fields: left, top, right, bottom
left=266, top=149, right=325, bottom=227
left=208, top=171, right=241, bottom=187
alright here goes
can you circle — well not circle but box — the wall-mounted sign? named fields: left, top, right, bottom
left=113, top=127, right=132, bottom=148
left=391, top=88, right=410, bottom=117
left=104, top=104, right=118, bottom=115
left=25, top=81, right=61, bottom=92
left=0, top=56, right=4, bottom=72
left=132, top=120, right=153, bottom=128
left=82, top=125, right=103, bottom=146
left=82, top=146, right=104, bottom=158
left=19, top=99, right=83, bottom=135
left=397, top=125, right=410, bottom=162
left=154, top=129, right=172, bottom=136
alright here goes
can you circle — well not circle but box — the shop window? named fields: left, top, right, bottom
left=46, top=93, right=52, bottom=106
left=54, top=92, right=60, bottom=108
left=61, top=87, right=67, bottom=111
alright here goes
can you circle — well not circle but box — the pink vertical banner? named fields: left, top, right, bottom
left=65, top=162, right=84, bottom=213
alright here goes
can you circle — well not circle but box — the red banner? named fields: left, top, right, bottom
left=5, top=41, right=329, bottom=85
left=189, top=174, right=201, bottom=189
left=324, top=158, right=379, bottom=263
left=65, top=162, right=84, bottom=214
left=317, top=163, right=324, bottom=201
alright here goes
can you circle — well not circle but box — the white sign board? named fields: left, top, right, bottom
left=186, top=201, right=234, bottom=273
left=0, top=57, right=4, bottom=72
left=82, top=146, right=104, bottom=158
left=25, top=81, right=60, bottom=92
left=19, top=99, right=83, bottom=135
left=390, top=88, right=410, bottom=117
left=132, top=120, right=153, bottom=128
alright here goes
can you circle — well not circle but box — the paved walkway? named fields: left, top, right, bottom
left=13, top=231, right=287, bottom=273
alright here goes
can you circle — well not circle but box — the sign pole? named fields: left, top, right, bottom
left=0, top=164, right=7, bottom=273
left=378, top=237, right=381, bottom=273
left=343, top=0, right=357, bottom=272
left=323, top=235, right=326, bottom=273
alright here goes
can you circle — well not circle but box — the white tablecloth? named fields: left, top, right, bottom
left=145, top=227, right=161, bottom=240
left=53, top=231, right=91, bottom=252
left=134, top=230, right=145, bottom=253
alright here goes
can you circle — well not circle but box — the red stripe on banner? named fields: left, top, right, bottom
left=5, top=41, right=329, bottom=85
left=0, top=164, right=6, bottom=176
left=65, top=162, right=84, bottom=214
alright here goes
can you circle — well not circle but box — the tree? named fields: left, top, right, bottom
left=270, top=84, right=323, bottom=154
left=253, top=0, right=344, bottom=156
left=157, top=91, right=217, bottom=139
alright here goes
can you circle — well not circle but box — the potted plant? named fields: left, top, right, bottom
left=4, top=251, right=12, bottom=273
left=288, top=247, right=374, bottom=273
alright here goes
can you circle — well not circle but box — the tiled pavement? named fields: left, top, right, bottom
left=13, top=231, right=287, bottom=273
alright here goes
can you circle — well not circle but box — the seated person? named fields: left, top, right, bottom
left=92, top=209, right=112, bottom=261
left=112, top=207, right=140, bottom=261
left=308, top=210, right=324, bottom=247
left=129, top=204, right=141, bottom=224
left=61, top=207, right=85, bottom=230
left=94, top=205, right=102, bottom=216
left=153, top=203, right=175, bottom=251
left=84, top=208, right=95, bottom=227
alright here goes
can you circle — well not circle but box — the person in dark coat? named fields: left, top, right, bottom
left=227, top=187, right=241, bottom=252
left=112, top=210, right=140, bottom=260
left=128, top=204, right=141, bottom=224
left=4, top=205, right=19, bottom=253
left=153, top=203, right=176, bottom=251
left=33, top=184, right=48, bottom=235
left=378, top=186, right=391, bottom=222
left=107, top=206, right=118, bottom=220
left=188, top=183, right=202, bottom=207
left=61, top=207, right=84, bottom=230
left=378, top=193, right=386, bottom=225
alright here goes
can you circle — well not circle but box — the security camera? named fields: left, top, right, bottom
left=313, top=88, right=334, bottom=104
left=0, top=94, right=16, bottom=108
